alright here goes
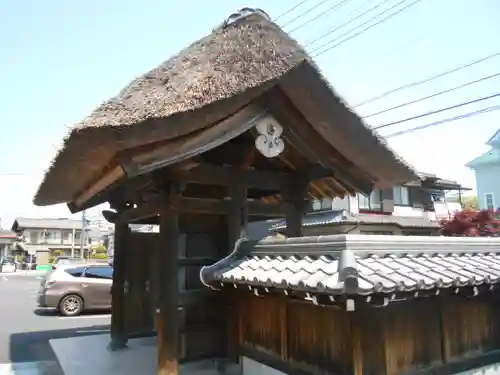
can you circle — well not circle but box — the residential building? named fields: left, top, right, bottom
left=0, top=229, right=17, bottom=258
left=11, top=217, right=108, bottom=264
left=272, top=172, right=468, bottom=236
left=466, top=128, right=500, bottom=209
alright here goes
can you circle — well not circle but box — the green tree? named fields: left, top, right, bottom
left=89, top=244, right=108, bottom=259
left=461, top=196, right=478, bottom=210
left=447, top=195, right=478, bottom=210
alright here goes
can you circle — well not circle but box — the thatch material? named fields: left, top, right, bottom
left=33, top=10, right=416, bottom=207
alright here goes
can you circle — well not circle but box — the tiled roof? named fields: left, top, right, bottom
left=0, top=230, right=16, bottom=238
left=271, top=210, right=438, bottom=231
left=200, top=235, right=500, bottom=296
left=12, top=217, right=82, bottom=231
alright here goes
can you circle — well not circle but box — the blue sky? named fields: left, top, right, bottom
left=1, top=0, right=499, bottom=227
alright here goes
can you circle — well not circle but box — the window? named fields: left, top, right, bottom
left=28, top=231, right=38, bottom=244
left=358, top=189, right=382, bottom=211
left=63, top=231, right=73, bottom=243
left=430, top=191, right=445, bottom=203
left=65, top=267, right=86, bottom=277
left=42, top=230, right=61, bottom=244
left=393, top=186, right=410, bottom=206
left=84, top=267, right=113, bottom=280
left=485, top=193, right=495, bottom=210
left=312, top=198, right=332, bottom=211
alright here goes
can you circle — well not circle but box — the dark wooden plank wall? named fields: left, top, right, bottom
left=237, top=293, right=353, bottom=374
left=179, top=216, right=225, bottom=361
left=123, top=221, right=224, bottom=362
left=235, top=293, right=500, bottom=375
left=124, top=232, right=157, bottom=336
left=383, top=296, right=500, bottom=375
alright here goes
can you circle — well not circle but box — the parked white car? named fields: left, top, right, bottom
left=0, top=256, right=16, bottom=273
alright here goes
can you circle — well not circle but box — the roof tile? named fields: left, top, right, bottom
left=201, top=234, right=500, bottom=296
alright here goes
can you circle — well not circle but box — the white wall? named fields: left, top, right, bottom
left=242, top=357, right=286, bottom=375
left=393, top=205, right=423, bottom=217
left=331, top=196, right=359, bottom=215
left=474, top=163, right=500, bottom=210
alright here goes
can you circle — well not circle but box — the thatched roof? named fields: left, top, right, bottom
left=34, top=9, right=416, bottom=207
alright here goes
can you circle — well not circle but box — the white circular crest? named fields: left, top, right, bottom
left=254, top=121, right=285, bottom=158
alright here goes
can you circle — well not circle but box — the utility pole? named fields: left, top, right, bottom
left=80, top=210, right=87, bottom=259
left=70, top=228, right=75, bottom=258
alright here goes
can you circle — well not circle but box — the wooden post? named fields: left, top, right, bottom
left=225, top=169, right=248, bottom=363
left=283, top=176, right=307, bottom=237
left=228, top=169, right=248, bottom=246
left=157, top=184, right=181, bottom=375
left=351, top=312, right=363, bottom=375
left=109, top=220, right=129, bottom=351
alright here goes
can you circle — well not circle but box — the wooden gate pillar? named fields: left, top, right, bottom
left=157, top=184, right=181, bottom=375
left=283, top=176, right=308, bottom=237
left=228, top=169, right=248, bottom=247
left=109, top=220, right=130, bottom=351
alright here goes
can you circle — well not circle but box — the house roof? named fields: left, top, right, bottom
left=33, top=8, right=416, bottom=208
left=466, top=147, right=500, bottom=169
left=271, top=210, right=438, bottom=231
left=404, top=172, right=469, bottom=190
left=12, top=218, right=82, bottom=231
left=486, top=128, right=500, bottom=147
left=200, top=235, right=500, bottom=296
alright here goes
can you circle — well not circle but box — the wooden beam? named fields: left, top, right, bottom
left=157, top=184, right=181, bottom=375
left=118, top=201, right=161, bottom=223
left=117, top=104, right=265, bottom=178
left=183, top=164, right=286, bottom=191
left=71, top=165, right=125, bottom=211
left=264, top=90, right=374, bottom=195
left=117, top=195, right=289, bottom=220
left=108, top=220, right=129, bottom=351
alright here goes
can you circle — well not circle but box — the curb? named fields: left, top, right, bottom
left=0, top=270, right=47, bottom=277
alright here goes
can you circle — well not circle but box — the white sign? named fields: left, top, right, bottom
left=27, top=248, right=36, bottom=255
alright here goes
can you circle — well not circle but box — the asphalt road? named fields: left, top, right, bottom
left=0, top=274, right=110, bottom=373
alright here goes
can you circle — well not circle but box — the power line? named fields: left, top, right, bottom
left=374, top=92, right=500, bottom=130
left=364, top=71, right=500, bottom=118
left=354, top=49, right=500, bottom=108
left=287, top=0, right=354, bottom=33
left=311, top=0, right=424, bottom=58
left=304, top=0, right=393, bottom=48
left=281, top=0, right=332, bottom=27
left=384, top=104, right=500, bottom=138
left=274, top=0, right=313, bottom=21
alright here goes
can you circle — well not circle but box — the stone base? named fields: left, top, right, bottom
left=50, top=333, right=238, bottom=375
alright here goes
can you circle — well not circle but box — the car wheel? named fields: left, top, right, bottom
left=59, top=294, right=84, bottom=317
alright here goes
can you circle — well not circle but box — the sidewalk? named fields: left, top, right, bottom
left=0, top=360, right=61, bottom=375
left=50, top=334, right=239, bottom=375
left=0, top=270, right=47, bottom=277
